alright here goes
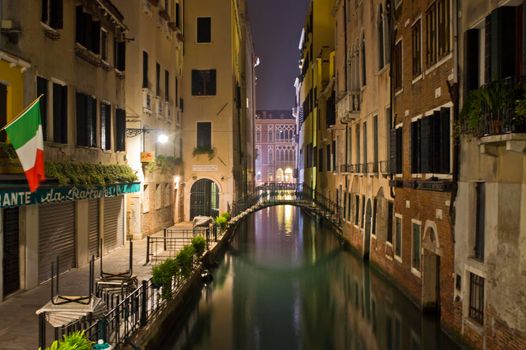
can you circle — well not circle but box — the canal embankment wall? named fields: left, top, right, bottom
left=128, top=223, right=238, bottom=349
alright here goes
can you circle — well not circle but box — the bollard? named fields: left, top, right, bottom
left=140, top=280, right=148, bottom=327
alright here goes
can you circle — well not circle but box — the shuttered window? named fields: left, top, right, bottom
left=412, top=19, right=422, bottom=77
left=475, top=182, right=485, bottom=261
left=76, top=93, right=97, bottom=147
left=143, top=51, right=149, bottom=89
left=411, top=108, right=450, bottom=174
left=390, top=126, right=403, bottom=174
left=192, top=69, right=217, bottom=96
left=197, top=122, right=212, bottom=149
left=115, top=108, right=126, bottom=151
left=156, top=63, right=161, bottom=97
left=114, top=40, right=126, bottom=71
left=37, top=77, right=49, bottom=141
left=100, top=102, right=111, bottom=151
left=197, top=17, right=212, bottom=43
left=411, top=119, right=421, bottom=173
left=75, top=6, right=100, bottom=54
left=464, top=29, right=480, bottom=94
left=53, top=83, right=68, bottom=144
left=394, top=41, right=403, bottom=91
left=165, top=70, right=170, bottom=101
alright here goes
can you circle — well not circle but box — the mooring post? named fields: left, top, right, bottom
left=145, top=236, right=150, bottom=265
left=140, top=280, right=148, bottom=326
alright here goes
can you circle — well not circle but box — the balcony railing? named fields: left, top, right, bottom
left=461, top=77, right=526, bottom=138
left=336, top=90, right=361, bottom=123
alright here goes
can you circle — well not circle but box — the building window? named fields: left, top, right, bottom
left=372, top=198, right=377, bottom=234
left=411, top=119, right=421, bottom=173
left=156, top=63, right=161, bottom=97
left=412, top=19, right=422, bottom=77
left=363, top=122, right=368, bottom=167
left=437, top=0, right=451, bottom=59
left=197, top=17, right=211, bottom=43
left=175, top=2, right=181, bottom=28
left=475, top=182, right=485, bottom=261
left=191, top=69, right=216, bottom=96
left=326, top=144, right=331, bottom=171
left=268, top=148, right=273, bottom=164
left=41, top=0, right=63, bottom=29
left=114, top=40, right=126, bottom=71
left=100, top=102, right=111, bottom=151
left=75, top=6, right=100, bottom=54
left=53, top=83, right=68, bottom=144
left=76, top=93, right=97, bottom=148
left=268, top=127, right=273, bottom=142
left=196, top=122, right=212, bottom=149
left=469, top=273, right=485, bottom=324
left=318, top=148, right=323, bottom=172
left=354, top=195, right=360, bottom=225
left=395, top=216, right=402, bottom=258
left=36, top=77, right=49, bottom=141
left=100, top=29, right=108, bottom=62
left=387, top=201, right=393, bottom=243
left=411, top=108, right=450, bottom=174
left=165, top=70, right=170, bottom=101
left=360, top=196, right=365, bottom=228
left=142, top=51, right=149, bottom=89
left=411, top=222, right=421, bottom=270
left=426, top=4, right=437, bottom=66
left=390, top=126, right=403, bottom=174
left=361, top=35, right=367, bottom=87
left=115, top=108, right=126, bottom=151
left=256, top=127, right=261, bottom=142
left=394, top=40, right=403, bottom=91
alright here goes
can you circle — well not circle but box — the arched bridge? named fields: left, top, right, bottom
left=230, top=183, right=342, bottom=232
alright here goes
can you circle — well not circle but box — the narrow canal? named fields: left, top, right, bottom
left=164, top=206, right=458, bottom=350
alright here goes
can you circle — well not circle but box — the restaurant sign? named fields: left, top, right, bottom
left=0, top=182, right=140, bottom=209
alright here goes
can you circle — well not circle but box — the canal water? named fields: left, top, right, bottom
left=164, top=206, right=459, bottom=350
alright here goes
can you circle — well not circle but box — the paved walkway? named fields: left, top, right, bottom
left=0, top=231, right=163, bottom=350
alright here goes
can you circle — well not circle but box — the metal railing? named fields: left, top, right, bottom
left=146, top=227, right=211, bottom=264
left=463, top=77, right=526, bottom=137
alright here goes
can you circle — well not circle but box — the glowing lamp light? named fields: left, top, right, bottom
left=157, top=134, right=169, bottom=144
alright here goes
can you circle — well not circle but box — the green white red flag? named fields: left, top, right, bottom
left=2, top=97, right=45, bottom=192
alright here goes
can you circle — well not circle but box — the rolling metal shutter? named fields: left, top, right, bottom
left=38, top=202, right=75, bottom=283
left=103, top=196, right=124, bottom=252
left=88, top=199, right=99, bottom=258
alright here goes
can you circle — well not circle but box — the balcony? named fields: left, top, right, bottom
left=142, top=89, right=153, bottom=114
left=336, top=91, right=361, bottom=123
left=165, top=102, right=173, bottom=123
left=461, top=78, right=526, bottom=142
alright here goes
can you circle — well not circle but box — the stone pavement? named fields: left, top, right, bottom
left=0, top=228, right=175, bottom=350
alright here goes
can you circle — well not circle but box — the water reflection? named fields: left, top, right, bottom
left=165, top=206, right=458, bottom=350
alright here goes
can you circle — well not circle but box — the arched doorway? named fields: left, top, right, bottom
left=275, top=168, right=284, bottom=182
left=364, top=199, right=372, bottom=259
left=190, top=179, right=219, bottom=219
left=422, top=225, right=440, bottom=311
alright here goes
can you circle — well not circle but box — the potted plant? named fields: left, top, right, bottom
left=192, top=146, right=216, bottom=160
left=43, top=330, right=93, bottom=350
left=215, top=215, right=228, bottom=231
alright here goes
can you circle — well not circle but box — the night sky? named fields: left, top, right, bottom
left=247, top=0, right=309, bottom=111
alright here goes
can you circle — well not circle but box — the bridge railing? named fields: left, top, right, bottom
left=233, top=183, right=342, bottom=226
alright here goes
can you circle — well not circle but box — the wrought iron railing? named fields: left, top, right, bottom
left=145, top=227, right=211, bottom=264
left=462, top=77, right=526, bottom=137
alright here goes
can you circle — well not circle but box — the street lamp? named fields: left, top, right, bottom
left=125, top=127, right=169, bottom=152
left=157, top=133, right=169, bottom=144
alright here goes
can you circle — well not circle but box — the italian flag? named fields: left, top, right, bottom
left=3, top=98, right=45, bottom=192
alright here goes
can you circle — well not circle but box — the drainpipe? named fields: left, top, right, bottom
left=387, top=0, right=396, bottom=199
left=447, top=0, right=461, bottom=240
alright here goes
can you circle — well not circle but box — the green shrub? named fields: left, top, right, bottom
left=215, top=215, right=228, bottom=230
left=44, top=331, right=92, bottom=350
left=191, top=236, right=206, bottom=256
left=152, top=259, right=177, bottom=299
left=176, top=245, right=195, bottom=278
left=45, top=162, right=138, bottom=187
left=221, top=212, right=231, bottom=221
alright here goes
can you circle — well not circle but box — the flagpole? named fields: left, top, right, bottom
left=0, top=94, right=44, bottom=132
